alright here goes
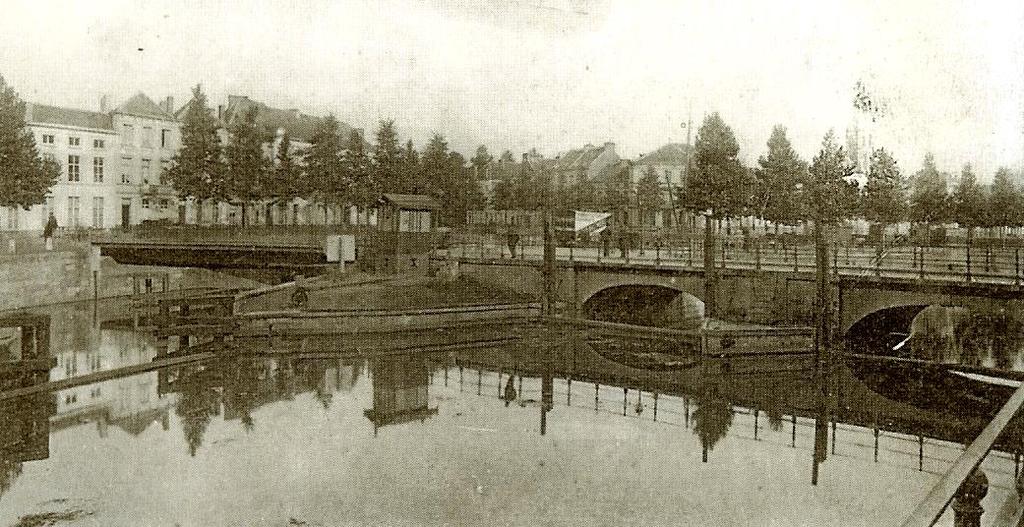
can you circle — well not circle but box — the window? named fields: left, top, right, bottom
left=142, top=127, right=152, bottom=148
left=161, top=129, right=171, bottom=148
left=41, top=134, right=54, bottom=145
left=159, top=159, right=169, bottom=184
left=142, top=198, right=151, bottom=210
left=68, top=136, right=80, bottom=147
left=93, top=157, right=104, bottom=183
left=121, top=157, right=132, bottom=184
left=141, top=159, right=151, bottom=184
left=67, top=196, right=80, bottom=227
left=122, top=124, right=134, bottom=146
left=92, top=197, right=104, bottom=228
left=159, top=199, right=169, bottom=211
left=67, top=155, right=80, bottom=182
left=93, top=139, right=105, bottom=149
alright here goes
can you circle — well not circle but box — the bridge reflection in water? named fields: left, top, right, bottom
left=1, top=306, right=1024, bottom=524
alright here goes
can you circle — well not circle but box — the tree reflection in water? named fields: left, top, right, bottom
left=692, top=386, right=734, bottom=462
left=175, top=373, right=220, bottom=457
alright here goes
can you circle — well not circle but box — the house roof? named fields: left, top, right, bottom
left=223, top=95, right=357, bottom=146
left=379, top=193, right=441, bottom=210
left=27, top=103, right=113, bottom=131
left=553, top=144, right=609, bottom=172
left=114, top=92, right=176, bottom=120
left=636, top=143, right=691, bottom=166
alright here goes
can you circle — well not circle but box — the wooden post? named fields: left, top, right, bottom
left=754, top=409, right=759, bottom=440
left=755, top=241, right=761, bottom=271
left=622, top=387, right=628, bottom=416
left=567, top=378, right=572, bottom=406
left=919, top=435, right=924, bottom=471
left=791, top=414, right=797, bottom=447
left=793, top=246, right=799, bottom=272
left=684, top=396, right=690, bottom=428
left=477, top=368, right=482, bottom=395
left=874, top=428, right=879, bottom=462
left=459, top=366, right=463, bottom=392
left=594, top=383, right=599, bottom=411
left=653, top=393, right=658, bottom=421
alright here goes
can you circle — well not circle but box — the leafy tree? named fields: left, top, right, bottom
left=909, top=153, right=949, bottom=227
left=499, top=149, right=515, bottom=163
left=682, top=113, right=750, bottom=318
left=345, top=129, right=374, bottom=209
left=0, top=75, right=59, bottom=212
left=471, top=145, right=493, bottom=179
left=164, top=84, right=226, bottom=221
left=988, top=167, right=1020, bottom=239
left=951, top=164, right=985, bottom=244
left=264, top=131, right=304, bottom=224
left=224, top=106, right=269, bottom=226
left=491, top=177, right=515, bottom=210
left=602, top=165, right=632, bottom=217
left=372, top=119, right=401, bottom=194
left=636, top=165, right=664, bottom=225
left=755, top=125, right=807, bottom=231
left=807, top=130, right=857, bottom=225
left=398, top=139, right=421, bottom=194
left=861, top=148, right=907, bottom=251
left=570, top=173, right=598, bottom=211
left=304, top=114, right=348, bottom=219
left=511, top=158, right=541, bottom=210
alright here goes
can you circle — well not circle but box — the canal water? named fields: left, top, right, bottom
left=0, top=299, right=1022, bottom=526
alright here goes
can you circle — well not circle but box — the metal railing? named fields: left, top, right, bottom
left=444, top=233, right=1024, bottom=286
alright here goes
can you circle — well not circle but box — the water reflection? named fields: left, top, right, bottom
left=692, top=386, right=734, bottom=462
left=364, top=355, right=437, bottom=436
left=4, top=299, right=1024, bottom=524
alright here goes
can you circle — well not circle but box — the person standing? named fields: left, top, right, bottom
left=43, top=212, right=58, bottom=251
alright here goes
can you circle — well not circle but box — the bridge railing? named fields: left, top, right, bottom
left=443, top=232, right=1024, bottom=285
left=900, top=381, right=1024, bottom=527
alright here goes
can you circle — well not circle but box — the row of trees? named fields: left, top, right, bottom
left=165, top=85, right=483, bottom=227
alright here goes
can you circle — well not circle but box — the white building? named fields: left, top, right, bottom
left=4, top=93, right=181, bottom=232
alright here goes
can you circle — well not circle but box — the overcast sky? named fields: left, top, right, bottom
left=2, top=0, right=1022, bottom=178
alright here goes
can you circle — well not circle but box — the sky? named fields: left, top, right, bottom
left=1, top=0, right=1022, bottom=178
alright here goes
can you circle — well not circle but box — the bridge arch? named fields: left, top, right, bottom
left=844, top=304, right=930, bottom=354
left=582, top=283, right=704, bottom=328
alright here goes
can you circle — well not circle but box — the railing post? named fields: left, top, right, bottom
left=985, top=245, right=991, bottom=273
left=755, top=241, right=761, bottom=271
left=875, top=249, right=881, bottom=277
left=833, top=245, right=839, bottom=276
left=919, top=246, right=925, bottom=280
left=1016, top=248, right=1020, bottom=285
left=688, top=240, right=694, bottom=267
left=966, top=245, right=972, bottom=282
left=793, top=246, right=798, bottom=272
left=655, top=242, right=661, bottom=266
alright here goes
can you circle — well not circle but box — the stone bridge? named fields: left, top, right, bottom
left=454, top=258, right=1024, bottom=341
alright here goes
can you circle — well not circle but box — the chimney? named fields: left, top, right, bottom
left=100, top=94, right=109, bottom=113
left=164, top=96, right=174, bottom=114
left=604, top=141, right=615, bottom=155
left=217, top=105, right=224, bottom=121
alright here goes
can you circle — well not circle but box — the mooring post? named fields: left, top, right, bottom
left=622, top=387, right=628, bottom=416
left=873, top=428, right=879, bottom=462
left=918, top=435, right=924, bottom=471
